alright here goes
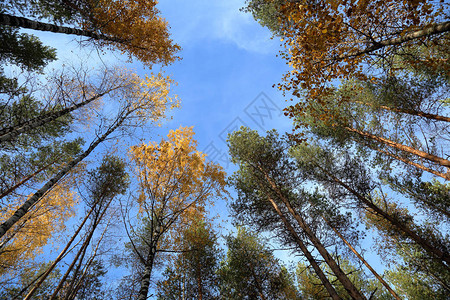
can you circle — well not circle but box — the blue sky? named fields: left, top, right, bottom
left=27, top=0, right=298, bottom=289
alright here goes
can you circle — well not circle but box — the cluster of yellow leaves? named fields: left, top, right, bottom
left=86, top=0, right=181, bottom=66
left=126, top=71, right=180, bottom=125
left=280, top=0, right=446, bottom=95
left=275, top=0, right=448, bottom=134
left=0, top=180, right=77, bottom=277
left=129, top=126, right=226, bottom=217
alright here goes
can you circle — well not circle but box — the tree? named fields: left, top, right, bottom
left=156, top=214, right=222, bottom=300
left=0, top=0, right=180, bottom=67
left=0, top=262, right=62, bottom=300
left=24, top=154, right=129, bottom=300
left=0, top=23, right=56, bottom=96
left=291, top=82, right=450, bottom=179
left=126, top=126, right=226, bottom=300
left=0, top=70, right=178, bottom=239
left=291, top=143, right=450, bottom=267
left=296, top=258, right=385, bottom=300
left=245, top=0, right=449, bottom=99
left=227, top=127, right=366, bottom=299
left=362, top=198, right=450, bottom=295
left=0, top=167, right=82, bottom=280
left=0, top=65, right=147, bottom=144
left=218, top=227, right=300, bottom=300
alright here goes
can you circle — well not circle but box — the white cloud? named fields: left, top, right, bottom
left=159, top=0, right=279, bottom=54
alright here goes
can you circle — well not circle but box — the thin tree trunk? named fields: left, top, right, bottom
left=51, top=198, right=111, bottom=300
left=319, top=166, right=450, bottom=267
left=66, top=220, right=110, bottom=300
left=374, top=147, right=449, bottom=180
left=353, top=100, right=450, bottom=123
left=0, top=111, right=128, bottom=238
left=0, top=13, right=121, bottom=43
left=345, top=126, right=450, bottom=167
left=340, top=21, right=450, bottom=60
left=137, top=247, right=157, bottom=300
left=49, top=226, right=92, bottom=300
left=260, top=169, right=366, bottom=300
left=323, top=217, right=401, bottom=300
left=197, top=268, right=203, bottom=300
left=242, top=246, right=267, bottom=300
left=24, top=205, right=95, bottom=300
left=0, top=92, right=105, bottom=142
left=0, top=158, right=61, bottom=200
left=376, top=105, right=449, bottom=123
left=265, top=195, right=341, bottom=300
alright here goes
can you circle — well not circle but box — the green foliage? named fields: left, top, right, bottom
left=157, top=216, right=222, bottom=300
left=0, top=25, right=56, bottom=71
left=296, top=259, right=379, bottom=300
left=0, top=262, right=61, bottom=299
left=218, top=227, right=300, bottom=300
left=68, top=260, right=107, bottom=300
left=0, top=95, right=74, bottom=150
left=242, top=0, right=285, bottom=35
left=86, top=154, right=130, bottom=206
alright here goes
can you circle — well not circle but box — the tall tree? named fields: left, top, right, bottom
left=245, top=0, right=449, bottom=99
left=0, top=0, right=180, bottom=66
left=0, top=71, right=178, bottom=239
left=157, top=214, right=222, bottom=300
left=24, top=154, right=129, bottom=300
left=218, top=227, right=300, bottom=300
left=0, top=167, right=82, bottom=279
left=291, top=143, right=450, bottom=267
left=228, top=127, right=366, bottom=299
left=126, top=126, right=226, bottom=300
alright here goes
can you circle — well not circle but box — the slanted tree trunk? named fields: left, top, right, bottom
left=0, top=13, right=121, bottom=43
left=259, top=168, right=366, bottom=300
left=264, top=194, right=341, bottom=300
left=242, top=245, right=267, bottom=300
left=0, top=110, right=128, bottom=238
left=344, top=126, right=450, bottom=168
left=373, top=104, right=450, bottom=123
left=49, top=199, right=110, bottom=300
left=323, top=216, right=401, bottom=300
left=0, top=92, right=105, bottom=142
left=0, top=160, right=58, bottom=199
left=340, top=21, right=450, bottom=60
left=24, top=205, right=95, bottom=300
left=374, top=147, right=449, bottom=180
left=319, top=166, right=450, bottom=267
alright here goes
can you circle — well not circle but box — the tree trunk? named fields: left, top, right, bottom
left=354, top=100, right=450, bottom=123
left=197, top=268, right=203, bottom=300
left=265, top=195, right=341, bottom=300
left=24, top=205, right=95, bottom=300
left=0, top=13, right=122, bottom=43
left=49, top=203, right=107, bottom=300
left=65, top=220, right=110, bottom=300
left=320, top=166, right=450, bottom=267
left=345, top=126, right=450, bottom=168
left=260, top=169, right=366, bottom=300
left=0, top=111, right=127, bottom=238
left=374, top=147, right=449, bottom=180
left=59, top=202, right=111, bottom=300
left=376, top=105, right=450, bottom=123
left=0, top=92, right=105, bottom=143
left=324, top=217, right=401, bottom=300
left=243, top=246, right=267, bottom=300
left=341, top=21, right=450, bottom=60
left=137, top=247, right=157, bottom=300
left=0, top=158, right=61, bottom=199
